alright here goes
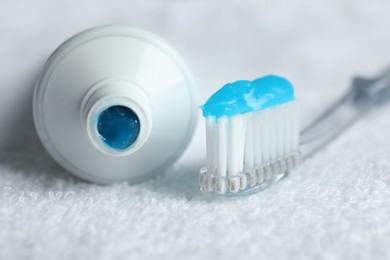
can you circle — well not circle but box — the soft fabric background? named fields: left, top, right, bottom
left=1, top=1, right=390, bottom=259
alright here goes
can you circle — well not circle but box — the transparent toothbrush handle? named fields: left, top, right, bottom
left=300, top=69, right=390, bottom=160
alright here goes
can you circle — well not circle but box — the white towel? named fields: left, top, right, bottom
left=1, top=1, right=390, bottom=259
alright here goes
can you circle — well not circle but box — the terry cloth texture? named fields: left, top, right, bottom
left=1, top=1, right=390, bottom=259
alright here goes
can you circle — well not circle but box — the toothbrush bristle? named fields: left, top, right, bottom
left=200, top=101, right=300, bottom=194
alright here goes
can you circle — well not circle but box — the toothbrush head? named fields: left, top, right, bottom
left=199, top=75, right=300, bottom=195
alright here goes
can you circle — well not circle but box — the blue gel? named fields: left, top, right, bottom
left=200, top=75, right=295, bottom=118
left=97, top=106, right=140, bottom=150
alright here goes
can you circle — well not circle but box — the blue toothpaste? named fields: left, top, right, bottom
left=97, top=105, right=140, bottom=150
left=201, top=75, right=295, bottom=118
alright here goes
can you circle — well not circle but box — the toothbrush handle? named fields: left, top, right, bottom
left=300, top=69, right=390, bottom=160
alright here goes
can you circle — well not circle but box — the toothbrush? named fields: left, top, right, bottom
left=199, top=70, right=390, bottom=195
left=200, top=76, right=300, bottom=194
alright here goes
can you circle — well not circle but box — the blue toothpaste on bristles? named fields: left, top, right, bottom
left=199, top=75, right=300, bottom=194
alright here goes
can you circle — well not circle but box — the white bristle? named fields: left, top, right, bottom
left=204, top=101, right=300, bottom=191
left=227, top=114, right=246, bottom=177
left=292, top=103, right=300, bottom=151
left=217, top=117, right=228, bottom=177
left=276, top=106, right=284, bottom=159
left=244, top=113, right=254, bottom=170
left=206, top=117, right=216, bottom=175
left=278, top=103, right=287, bottom=158
left=283, top=103, right=291, bottom=156
left=259, top=109, right=270, bottom=164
